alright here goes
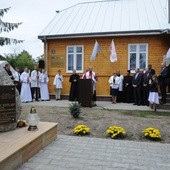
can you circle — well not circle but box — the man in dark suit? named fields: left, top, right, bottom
left=158, top=63, right=168, bottom=104
left=142, top=68, right=152, bottom=106
left=132, top=68, right=142, bottom=106
left=148, top=64, right=155, bottom=75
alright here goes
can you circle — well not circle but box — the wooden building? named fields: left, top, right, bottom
left=38, top=0, right=170, bottom=98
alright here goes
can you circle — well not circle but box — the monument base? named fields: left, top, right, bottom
left=0, top=122, right=58, bottom=170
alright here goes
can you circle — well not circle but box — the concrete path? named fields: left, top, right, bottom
left=22, top=99, right=151, bottom=111
left=18, top=100, right=170, bottom=170
left=18, top=135, right=170, bottom=170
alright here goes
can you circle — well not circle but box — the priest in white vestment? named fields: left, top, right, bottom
left=39, top=69, right=50, bottom=101
left=85, top=67, right=98, bottom=105
left=20, top=67, right=32, bottom=103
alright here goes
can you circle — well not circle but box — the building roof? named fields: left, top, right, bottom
left=38, top=0, right=170, bottom=39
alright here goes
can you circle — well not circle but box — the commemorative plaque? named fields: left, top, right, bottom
left=0, top=85, right=16, bottom=124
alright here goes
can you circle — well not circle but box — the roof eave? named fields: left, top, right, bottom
left=38, top=29, right=170, bottom=40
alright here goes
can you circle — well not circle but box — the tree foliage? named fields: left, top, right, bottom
left=0, top=7, right=23, bottom=46
left=3, top=50, right=36, bottom=72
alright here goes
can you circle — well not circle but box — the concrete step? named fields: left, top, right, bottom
left=157, top=103, right=170, bottom=110
left=0, top=122, right=58, bottom=170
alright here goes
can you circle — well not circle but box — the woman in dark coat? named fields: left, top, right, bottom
left=69, top=69, right=80, bottom=101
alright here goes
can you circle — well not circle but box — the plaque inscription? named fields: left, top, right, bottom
left=0, top=86, right=16, bottom=124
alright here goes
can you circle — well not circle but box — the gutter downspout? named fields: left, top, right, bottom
left=169, top=0, right=170, bottom=23
left=44, top=36, right=48, bottom=75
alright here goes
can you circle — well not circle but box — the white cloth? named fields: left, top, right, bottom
left=13, top=71, right=20, bottom=82
left=118, top=75, right=124, bottom=91
left=85, top=71, right=97, bottom=91
left=85, top=71, right=96, bottom=80
left=109, top=75, right=120, bottom=89
left=53, top=74, right=63, bottom=89
left=148, top=92, right=159, bottom=104
left=31, top=70, right=41, bottom=87
left=20, top=71, right=32, bottom=102
left=39, top=73, right=50, bottom=100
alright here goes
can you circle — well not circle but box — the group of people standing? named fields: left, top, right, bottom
left=4, top=62, right=170, bottom=111
left=4, top=64, right=50, bottom=103
left=53, top=67, right=97, bottom=103
left=20, top=66, right=50, bottom=103
left=109, top=63, right=170, bottom=111
left=66, top=67, right=97, bottom=104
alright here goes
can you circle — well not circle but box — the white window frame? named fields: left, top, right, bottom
left=128, top=43, right=148, bottom=73
left=66, top=45, right=84, bottom=73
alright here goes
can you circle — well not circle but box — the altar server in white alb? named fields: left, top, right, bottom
left=30, top=65, right=41, bottom=101
left=53, top=70, right=63, bottom=100
left=39, top=69, right=50, bottom=101
left=20, top=67, right=32, bottom=103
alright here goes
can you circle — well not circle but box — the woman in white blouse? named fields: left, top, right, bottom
left=109, top=72, right=121, bottom=104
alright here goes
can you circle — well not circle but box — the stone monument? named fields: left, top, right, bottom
left=0, top=67, right=21, bottom=132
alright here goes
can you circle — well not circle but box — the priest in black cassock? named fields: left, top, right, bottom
left=69, top=69, right=80, bottom=101
left=123, top=70, right=134, bottom=103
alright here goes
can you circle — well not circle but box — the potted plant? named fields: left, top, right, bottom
left=69, top=102, right=81, bottom=118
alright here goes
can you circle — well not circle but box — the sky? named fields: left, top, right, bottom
left=0, top=0, right=96, bottom=58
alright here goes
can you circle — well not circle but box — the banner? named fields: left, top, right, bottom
left=110, top=39, right=117, bottom=62
left=90, top=40, right=101, bottom=61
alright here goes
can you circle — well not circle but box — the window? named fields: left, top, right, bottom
left=128, top=44, right=148, bottom=72
left=66, top=45, right=84, bottom=73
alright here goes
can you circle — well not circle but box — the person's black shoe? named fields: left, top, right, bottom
left=133, top=103, right=137, bottom=105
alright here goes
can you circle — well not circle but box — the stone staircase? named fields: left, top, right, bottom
left=157, top=93, right=170, bottom=110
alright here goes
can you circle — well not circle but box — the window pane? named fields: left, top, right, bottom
left=139, top=45, right=146, bottom=52
left=68, top=54, right=74, bottom=70
left=76, top=47, right=82, bottom=53
left=130, top=45, right=136, bottom=52
left=139, top=53, right=146, bottom=69
left=76, top=54, right=82, bottom=70
left=68, top=47, right=74, bottom=53
left=130, top=53, right=136, bottom=70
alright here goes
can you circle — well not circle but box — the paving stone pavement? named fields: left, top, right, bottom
left=18, top=135, right=170, bottom=170
left=21, top=99, right=151, bottom=111
left=19, top=100, right=170, bottom=170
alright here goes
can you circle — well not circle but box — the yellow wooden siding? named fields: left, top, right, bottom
left=44, top=35, right=170, bottom=96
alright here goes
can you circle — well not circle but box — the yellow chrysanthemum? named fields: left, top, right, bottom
left=74, top=124, right=90, bottom=136
left=143, top=127, right=161, bottom=140
left=106, top=126, right=126, bottom=139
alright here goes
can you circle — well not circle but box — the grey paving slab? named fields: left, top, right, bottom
left=18, top=135, right=170, bottom=170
